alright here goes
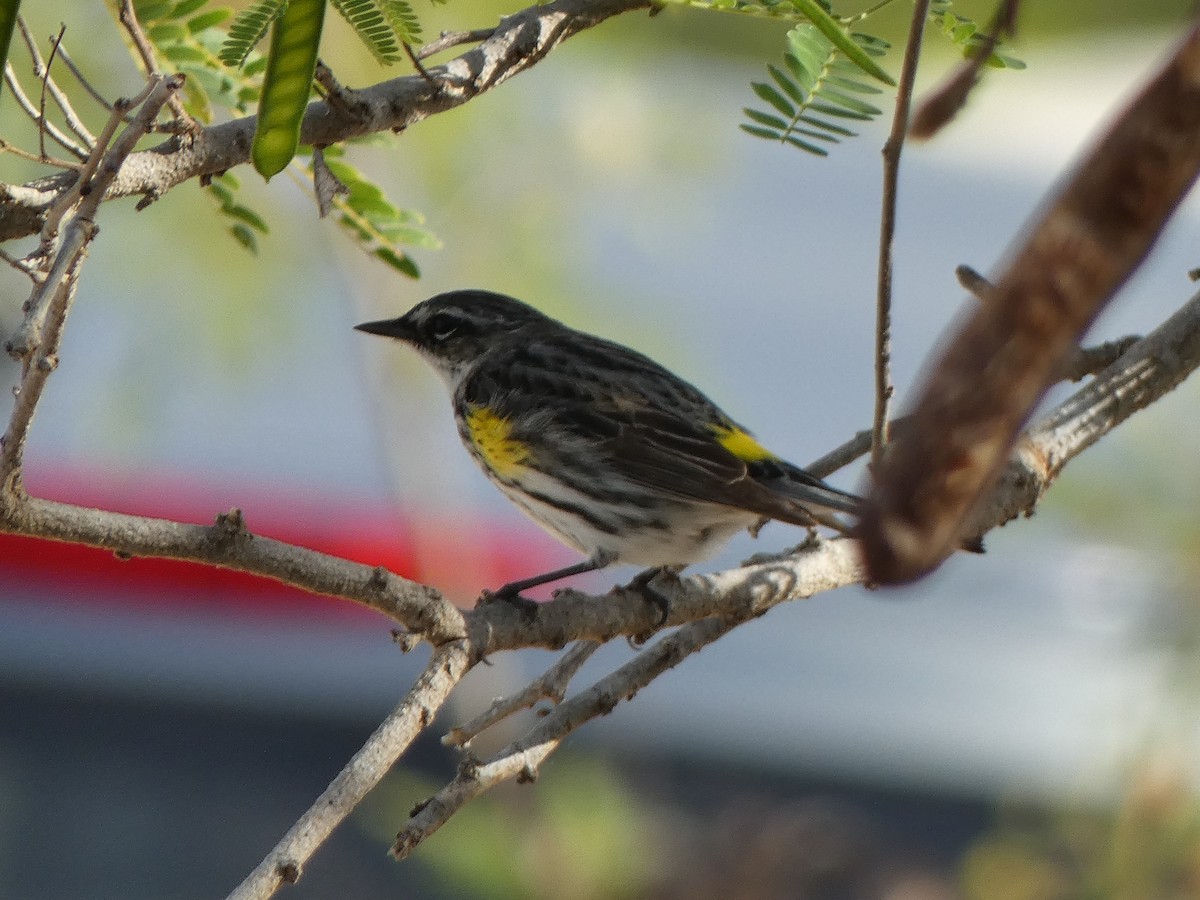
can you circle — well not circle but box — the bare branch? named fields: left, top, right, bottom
left=3, top=62, right=89, bottom=160
left=863, top=23, right=1200, bottom=583
left=227, top=640, right=472, bottom=900
left=956, top=263, right=1141, bottom=380
left=2, top=75, right=182, bottom=489
left=395, top=616, right=744, bottom=859
left=0, top=496, right=466, bottom=641
left=117, top=0, right=194, bottom=130
left=18, top=18, right=96, bottom=150
left=56, top=42, right=122, bottom=113
left=961, top=287, right=1200, bottom=537
left=443, top=640, right=600, bottom=747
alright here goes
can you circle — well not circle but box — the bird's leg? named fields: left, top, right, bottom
left=479, top=551, right=616, bottom=619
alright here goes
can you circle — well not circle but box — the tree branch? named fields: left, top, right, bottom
left=228, top=640, right=472, bottom=900
left=0, top=0, right=652, bottom=243
left=862, top=22, right=1200, bottom=583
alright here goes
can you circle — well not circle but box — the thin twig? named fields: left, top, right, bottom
left=117, top=0, right=194, bottom=130
left=0, top=138, right=83, bottom=170
left=395, top=618, right=743, bottom=859
left=415, top=27, right=497, bottom=60
left=56, top=42, right=122, bottom=113
left=402, top=42, right=435, bottom=84
left=873, top=0, right=931, bottom=470
left=227, top=642, right=472, bottom=900
left=34, top=77, right=157, bottom=244
left=2, top=76, right=181, bottom=489
left=443, top=640, right=601, bottom=747
left=956, top=263, right=1141, bottom=380
left=3, top=63, right=89, bottom=160
left=0, top=247, right=40, bottom=278
left=19, top=19, right=96, bottom=150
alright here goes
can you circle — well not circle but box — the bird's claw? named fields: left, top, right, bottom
left=477, top=588, right=540, bottom=623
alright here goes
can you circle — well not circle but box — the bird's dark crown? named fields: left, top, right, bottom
left=356, top=290, right=559, bottom=380
left=359, top=290, right=552, bottom=344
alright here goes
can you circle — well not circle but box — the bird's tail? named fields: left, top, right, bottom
left=772, top=461, right=861, bottom=517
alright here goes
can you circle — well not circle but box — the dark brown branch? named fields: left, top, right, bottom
left=862, top=23, right=1200, bottom=584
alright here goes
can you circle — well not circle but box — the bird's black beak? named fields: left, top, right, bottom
left=354, top=317, right=415, bottom=340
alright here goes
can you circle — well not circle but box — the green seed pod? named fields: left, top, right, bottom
left=252, top=0, right=325, bottom=179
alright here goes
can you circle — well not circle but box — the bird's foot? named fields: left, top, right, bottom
left=477, top=587, right=540, bottom=623
left=625, top=566, right=680, bottom=629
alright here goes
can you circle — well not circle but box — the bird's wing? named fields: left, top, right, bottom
left=462, top=334, right=856, bottom=522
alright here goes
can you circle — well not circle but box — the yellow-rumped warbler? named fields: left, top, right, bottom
left=356, top=290, right=860, bottom=617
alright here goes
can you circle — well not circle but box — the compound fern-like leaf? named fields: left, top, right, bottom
left=219, top=0, right=286, bottom=67
left=741, top=25, right=886, bottom=156
left=330, top=0, right=399, bottom=63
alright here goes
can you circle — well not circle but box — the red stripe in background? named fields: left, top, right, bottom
left=1, top=466, right=571, bottom=621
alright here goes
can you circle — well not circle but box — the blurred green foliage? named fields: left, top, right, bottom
left=962, top=760, right=1200, bottom=899
left=359, top=754, right=661, bottom=899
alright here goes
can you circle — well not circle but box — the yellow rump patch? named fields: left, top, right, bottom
left=465, top=406, right=530, bottom=477
left=710, top=424, right=777, bottom=462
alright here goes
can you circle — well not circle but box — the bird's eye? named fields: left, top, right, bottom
left=427, top=312, right=466, bottom=342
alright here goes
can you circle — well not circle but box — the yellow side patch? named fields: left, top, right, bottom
left=465, top=406, right=530, bottom=477
left=710, top=424, right=777, bottom=462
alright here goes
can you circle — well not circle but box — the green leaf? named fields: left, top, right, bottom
left=375, top=247, right=420, bottom=277
left=807, top=100, right=872, bottom=120
left=380, top=0, right=422, bottom=44
left=742, top=21, right=884, bottom=158
left=148, top=22, right=188, bottom=43
left=825, top=74, right=882, bottom=95
left=797, top=113, right=854, bottom=136
left=163, top=44, right=209, bottom=64
left=818, top=87, right=881, bottom=116
left=223, top=204, right=270, bottom=232
left=767, top=63, right=805, bottom=106
left=230, top=222, right=259, bottom=251
left=742, top=107, right=789, bottom=131
left=169, top=0, right=209, bottom=17
left=740, top=123, right=781, bottom=141
left=783, top=134, right=828, bottom=155
left=0, top=0, right=21, bottom=102
left=188, top=8, right=233, bottom=33
left=750, top=81, right=794, bottom=117
left=206, top=173, right=269, bottom=253
left=136, top=1, right=173, bottom=22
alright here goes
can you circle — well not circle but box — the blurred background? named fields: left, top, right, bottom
left=3, top=1, right=1200, bottom=897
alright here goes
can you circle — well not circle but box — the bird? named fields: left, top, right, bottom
left=356, top=290, right=860, bottom=621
